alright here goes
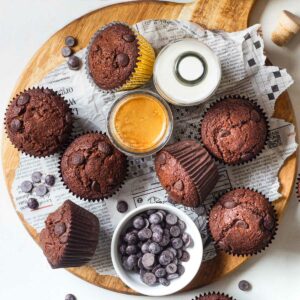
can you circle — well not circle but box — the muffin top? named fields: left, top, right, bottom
left=61, top=133, right=127, bottom=200
left=88, top=23, right=139, bottom=90
left=155, top=140, right=218, bottom=208
left=200, top=98, right=267, bottom=164
left=209, top=189, right=276, bottom=255
left=39, top=200, right=99, bottom=268
left=5, top=88, right=73, bottom=157
left=194, top=294, right=232, bottom=300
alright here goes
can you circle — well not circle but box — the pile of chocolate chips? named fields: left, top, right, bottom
left=119, top=209, right=192, bottom=286
left=61, top=36, right=81, bottom=70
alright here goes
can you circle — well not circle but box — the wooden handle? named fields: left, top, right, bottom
left=179, top=0, right=256, bottom=31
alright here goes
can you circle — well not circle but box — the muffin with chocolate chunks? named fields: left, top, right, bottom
left=200, top=97, right=268, bottom=164
left=39, top=200, right=99, bottom=268
left=155, top=140, right=219, bottom=207
left=209, top=188, right=277, bottom=255
left=193, top=292, right=235, bottom=300
left=60, top=132, right=127, bottom=200
left=5, top=88, right=73, bottom=157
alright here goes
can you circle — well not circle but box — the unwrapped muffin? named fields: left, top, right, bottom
left=86, top=22, right=155, bottom=92
left=39, top=200, right=99, bottom=268
left=155, top=140, right=219, bottom=207
left=5, top=87, right=73, bottom=157
left=60, top=132, right=127, bottom=201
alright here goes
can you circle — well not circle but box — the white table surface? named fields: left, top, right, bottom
left=1, top=1, right=300, bottom=299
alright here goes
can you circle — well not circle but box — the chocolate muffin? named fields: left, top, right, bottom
left=209, top=189, right=277, bottom=255
left=5, top=88, right=73, bottom=157
left=155, top=140, right=219, bottom=207
left=39, top=200, right=99, bottom=268
left=193, top=292, right=234, bottom=300
left=200, top=97, right=268, bottom=164
left=87, top=22, right=155, bottom=91
left=60, top=132, right=127, bottom=200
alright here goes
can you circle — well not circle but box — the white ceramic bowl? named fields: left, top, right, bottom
left=111, top=204, right=203, bottom=296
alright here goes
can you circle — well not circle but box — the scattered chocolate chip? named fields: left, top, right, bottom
left=31, top=171, right=42, bottom=183
left=70, top=152, right=85, bottom=166
left=219, top=129, right=231, bottom=137
left=238, top=280, right=251, bottom=291
left=54, top=222, right=66, bottom=236
left=116, top=53, right=129, bottom=67
left=263, top=215, right=275, bottom=230
left=65, top=294, right=76, bottom=300
left=236, top=220, right=249, bottom=229
left=17, top=93, right=30, bottom=106
left=67, top=55, right=81, bottom=70
left=61, top=46, right=73, bottom=57
left=223, top=200, right=237, bottom=209
left=12, top=106, right=25, bottom=116
left=142, top=272, right=157, bottom=286
left=35, top=184, right=48, bottom=197
left=65, top=36, right=77, bottom=47
left=122, top=34, right=136, bottom=42
left=21, top=181, right=33, bottom=193
left=98, top=141, right=113, bottom=156
left=173, top=180, right=184, bottom=191
left=45, top=175, right=55, bottom=186
left=27, top=198, right=39, bottom=210
left=91, top=181, right=100, bottom=192
left=117, top=200, right=128, bottom=213
left=10, top=119, right=22, bottom=132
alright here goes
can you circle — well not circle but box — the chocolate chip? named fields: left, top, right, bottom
left=223, top=200, right=237, bottom=209
left=166, top=263, right=177, bottom=274
left=61, top=46, right=73, bottom=57
left=65, top=36, right=77, bottom=47
left=116, top=53, right=129, bottom=67
left=151, top=224, right=163, bottom=234
left=157, top=153, right=166, bottom=165
left=27, top=198, right=39, bottom=210
left=54, top=222, right=66, bottom=236
left=127, top=254, right=138, bottom=269
left=149, top=213, right=161, bottom=224
left=67, top=55, right=81, bottom=70
left=133, top=216, right=145, bottom=229
left=117, top=200, right=128, bottom=213
left=263, top=215, right=275, bottom=230
left=155, top=267, right=166, bottom=278
left=167, top=273, right=179, bottom=280
left=251, top=110, right=261, bottom=122
left=236, top=220, right=249, bottom=229
left=177, top=219, right=186, bottom=232
left=138, top=228, right=152, bottom=241
left=119, top=244, right=126, bottom=255
left=91, top=181, right=100, bottom=192
left=45, top=175, right=55, bottom=186
left=148, top=242, right=161, bottom=254
left=142, top=272, right=157, bottom=286
left=65, top=294, right=76, bottom=300
left=182, top=232, right=193, bottom=247
left=166, top=213, right=178, bottom=225
left=152, top=231, right=163, bottom=243
left=173, top=180, right=184, bottom=191
left=17, top=93, right=30, bottom=106
left=10, top=119, right=22, bottom=132
left=238, top=280, right=251, bottom=291
left=177, top=249, right=182, bottom=259
left=21, top=181, right=33, bottom=193
left=159, top=278, right=170, bottom=286
left=60, top=234, right=68, bottom=243
left=219, top=129, right=230, bottom=137
left=43, top=88, right=54, bottom=95
left=32, top=171, right=42, bottom=183
left=70, top=152, right=85, bottom=166
left=141, top=242, right=150, bottom=254
left=142, top=253, right=155, bottom=269
left=122, top=34, right=136, bottom=42
left=159, top=250, right=173, bottom=266
left=170, top=225, right=181, bottom=237
left=180, top=250, right=190, bottom=262
left=35, top=184, right=48, bottom=197
left=98, top=141, right=113, bottom=156
left=125, top=232, right=138, bottom=245
left=126, top=245, right=138, bottom=255
left=12, top=106, right=25, bottom=116
left=177, top=264, right=185, bottom=275
left=171, top=237, right=183, bottom=249
left=241, top=152, right=254, bottom=161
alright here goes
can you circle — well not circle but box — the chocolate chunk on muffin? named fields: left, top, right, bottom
left=39, top=200, right=99, bottom=268
left=193, top=292, right=234, bottom=300
left=209, top=189, right=277, bottom=255
left=60, top=132, right=127, bottom=200
left=87, top=22, right=155, bottom=91
left=155, top=140, right=219, bottom=207
left=200, top=97, right=268, bottom=164
left=5, top=88, right=73, bottom=157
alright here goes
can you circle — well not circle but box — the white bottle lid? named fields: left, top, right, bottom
left=153, top=39, right=222, bottom=106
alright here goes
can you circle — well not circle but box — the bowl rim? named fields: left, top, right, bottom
left=111, top=203, right=203, bottom=296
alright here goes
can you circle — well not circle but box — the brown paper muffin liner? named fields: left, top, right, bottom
left=4, top=86, right=74, bottom=158
left=161, top=140, right=219, bottom=203
left=199, top=95, right=270, bottom=166
left=85, top=21, right=155, bottom=93
left=58, top=131, right=128, bottom=202
left=207, top=187, right=278, bottom=257
left=40, top=200, right=100, bottom=268
left=192, top=292, right=235, bottom=300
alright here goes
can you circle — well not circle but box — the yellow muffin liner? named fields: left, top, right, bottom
left=85, top=22, right=156, bottom=93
